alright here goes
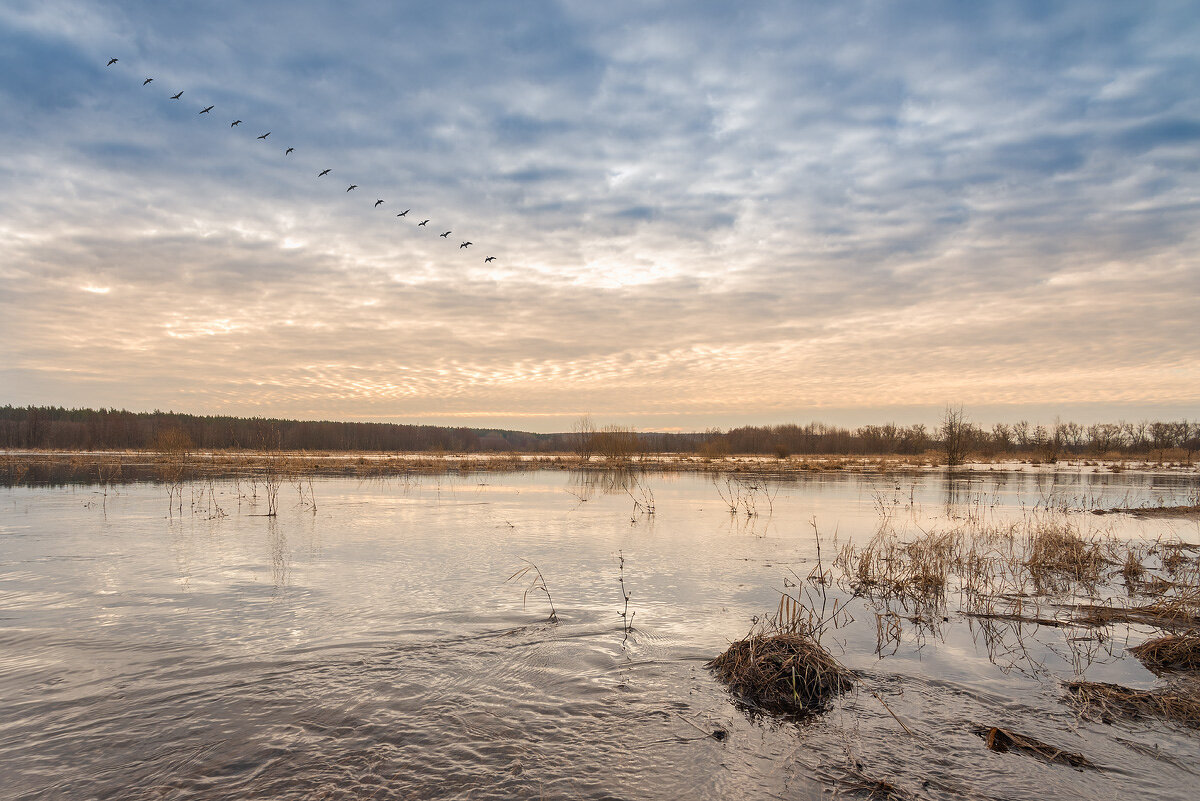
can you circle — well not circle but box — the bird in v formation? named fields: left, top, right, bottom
left=109, top=57, right=499, bottom=262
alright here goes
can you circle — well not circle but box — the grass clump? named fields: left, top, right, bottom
left=1025, top=519, right=1108, bottom=593
left=1129, top=634, right=1200, bottom=673
left=707, top=630, right=855, bottom=718
left=1064, top=680, right=1200, bottom=728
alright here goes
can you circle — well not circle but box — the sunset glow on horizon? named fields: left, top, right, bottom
left=2, top=2, right=1197, bottom=432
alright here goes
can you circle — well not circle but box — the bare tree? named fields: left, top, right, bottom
left=572, top=414, right=596, bottom=462
left=941, top=405, right=970, bottom=468
left=594, top=425, right=641, bottom=462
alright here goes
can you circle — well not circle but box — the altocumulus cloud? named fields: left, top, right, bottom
left=1, top=0, right=1198, bottom=430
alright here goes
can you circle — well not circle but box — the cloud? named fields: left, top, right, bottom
left=1, top=1, right=1198, bottom=430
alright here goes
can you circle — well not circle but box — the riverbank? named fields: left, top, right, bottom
left=2, top=448, right=1195, bottom=487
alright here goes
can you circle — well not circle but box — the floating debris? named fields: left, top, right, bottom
left=971, top=724, right=1097, bottom=769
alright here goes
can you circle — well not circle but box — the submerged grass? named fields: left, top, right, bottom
left=842, top=769, right=914, bottom=800
left=1070, top=594, right=1200, bottom=630
left=1064, top=681, right=1200, bottom=728
left=1024, top=518, right=1109, bottom=594
left=1129, top=634, right=1200, bottom=672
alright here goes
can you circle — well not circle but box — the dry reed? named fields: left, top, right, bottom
left=1129, top=634, right=1200, bottom=672
left=1064, top=680, right=1200, bottom=728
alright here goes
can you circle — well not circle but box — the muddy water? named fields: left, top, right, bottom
left=1, top=469, right=1197, bottom=800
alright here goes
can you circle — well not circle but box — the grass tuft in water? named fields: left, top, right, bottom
left=506, top=559, right=558, bottom=624
left=1064, top=680, right=1200, bottom=728
left=1129, top=634, right=1200, bottom=673
left=707, top=630, right=854, bottom=718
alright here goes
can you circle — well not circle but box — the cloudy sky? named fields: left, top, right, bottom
left=2, top=1, right=1197, bottom=432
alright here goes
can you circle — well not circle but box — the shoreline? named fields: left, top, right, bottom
left=2, top=448, right=1196, bottom=485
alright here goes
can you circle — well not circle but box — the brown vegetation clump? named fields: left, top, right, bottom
left=1025, top=520, right=1108, bottom=591
left=837, top=528, right=958, bottom=608
left=1071, top=591, right=1200, bottom=630
left=708, top=632, right=855, bottom=717
left=1064, top=681, right=1200, bottom=728
left=971, top=724, right=1097, bottom=769
left=1112, top=505, right=1200, bottom=519
left=1129, top=634, right=1200, bottom=673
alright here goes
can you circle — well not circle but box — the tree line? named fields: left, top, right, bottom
left=0, top=406, right=555, bottom=453
left=2, top=405, right=1194, bottom=461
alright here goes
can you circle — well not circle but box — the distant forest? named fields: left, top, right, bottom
left=0, top=405, right=1196, bottom=460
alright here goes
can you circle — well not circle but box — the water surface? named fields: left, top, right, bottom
left=2, top=468, right=1198, bottom=799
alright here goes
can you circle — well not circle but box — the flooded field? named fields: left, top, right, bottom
left=2, top=468, right=1198, bottom=800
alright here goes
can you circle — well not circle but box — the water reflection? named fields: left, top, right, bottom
left=268, top=517, right=290, bottom=590
left=0, top=469, right=1197, bottom=800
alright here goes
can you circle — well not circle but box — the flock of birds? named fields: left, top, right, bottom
left=105, top=57, right=498, bottom=263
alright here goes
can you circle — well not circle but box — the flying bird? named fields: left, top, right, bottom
left=107, top=58, right=118, bottom=66
left=231, top=120, right=242, bottom=127
left=318, top=169, right=331, bottom=176
left=418, top=220, right=429, bottom=226
left=459, top=241, right=472, bottom=249
left=396, top=209, right=410, bottom=217
left=440, top=231, right=451, bottom=238
left=285, top=147, right=294, bottom=155
left=484, top=256, right=496, bottom=262
left=374, top=199, right=384, bottom=207
left=142, top=78, right=153, bottom=86
left=257, top=132, right=271, bottom=139
left=347, top=185, right=358, bottom=192
left=199, top=105, right=214, bottom=114
left=170, top=91, right=183, bottom=100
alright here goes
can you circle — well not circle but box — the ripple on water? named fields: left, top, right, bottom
left=1, top=471, right=1199, bottom=799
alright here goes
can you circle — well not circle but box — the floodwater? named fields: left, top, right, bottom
left=1, top=468, right=1198, bottom=800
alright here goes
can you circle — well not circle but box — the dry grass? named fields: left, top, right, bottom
left=1024, top=519, right=1109, bottom=593
left=7, top=449, right=1192, bottom=486
left=970, top=724, right=1097, bottom=769
left=1129, top=634, right=1200, bottom=672
left=1070, top=592, right=1200, bottom=630
left=842, top=770, right=913, bottom=800
left=836, top=527, right=959, bottom=610
left=707, top=631, right=855, bottom=717
left=1109, top=505, right=1200, bottom=519
left=1064, top=680, right=1200, bottom=728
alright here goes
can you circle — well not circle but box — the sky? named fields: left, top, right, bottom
left=1, top=1, right=1198, bottom=433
